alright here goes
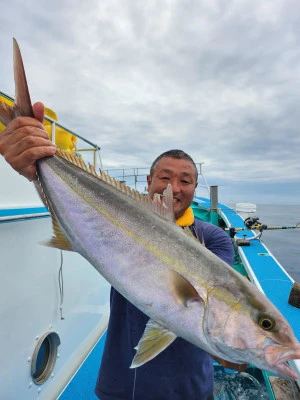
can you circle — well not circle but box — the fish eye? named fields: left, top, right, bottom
left=258, top=315, right=276, bottom=331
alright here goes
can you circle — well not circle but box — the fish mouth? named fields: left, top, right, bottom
left=264, top=341, right=300, bottom=380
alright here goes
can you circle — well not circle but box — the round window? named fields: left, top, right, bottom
left=31, top=332, right=60, bottom=385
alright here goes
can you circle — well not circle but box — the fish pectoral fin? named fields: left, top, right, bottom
left=130, top=319, right=177, bottom=368
left=169, top=269, right=203, bottom=307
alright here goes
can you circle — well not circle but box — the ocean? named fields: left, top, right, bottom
left=255, top=204, right=300, bottom=283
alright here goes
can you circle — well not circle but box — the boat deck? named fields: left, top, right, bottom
left=59, top=333, right=107, bottom=399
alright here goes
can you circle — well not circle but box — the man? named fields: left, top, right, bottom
left=0, top=103, right=245, bottom=400
left=95, top=150, right=237, bottom=400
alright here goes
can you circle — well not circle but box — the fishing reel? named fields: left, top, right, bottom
left=229, top=217, right=267, bottom=246
left=244, top=217, right=267, bottom=231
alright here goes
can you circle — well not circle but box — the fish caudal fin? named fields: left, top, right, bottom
left=130, top=319, right=177, bottom=368
left=0, top=38, right=34, bottom=126
left=13, top=38, right=34, bottom=118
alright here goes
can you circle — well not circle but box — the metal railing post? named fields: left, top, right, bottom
left=210, top=185, right=218, bottom=211
left=51, top=121, right=56, bottom=145
left=210, top=185, right=219, bottom=226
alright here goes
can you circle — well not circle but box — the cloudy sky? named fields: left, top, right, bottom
left=1, top=0, right=300, bottom=204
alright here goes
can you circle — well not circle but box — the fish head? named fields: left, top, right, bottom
left=203, top=277, right=300, bottom=379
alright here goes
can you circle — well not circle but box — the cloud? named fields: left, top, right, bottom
left=1, top=0, right=299, bottom=204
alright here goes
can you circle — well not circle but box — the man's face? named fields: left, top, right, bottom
left=147, top=157, right=198, bottom=219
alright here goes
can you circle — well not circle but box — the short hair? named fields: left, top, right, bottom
left=149, top=149, right=198, bottom=180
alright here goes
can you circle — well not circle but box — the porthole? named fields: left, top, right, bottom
left=31, top=332, right=60, bottom=385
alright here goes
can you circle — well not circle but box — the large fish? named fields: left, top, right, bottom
left=1, top=39, right=300, bottom=380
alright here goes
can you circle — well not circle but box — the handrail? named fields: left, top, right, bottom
left=105, top=163, right=210, bottom=194
left=0, top=91, right=102, bottom=168
left=45, top=116, right=102, bottom=169
left=44, top=115, right=101, bottom=151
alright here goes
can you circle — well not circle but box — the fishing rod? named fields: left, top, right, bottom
left=225, top=217, right=300, bottom=232
left=226, top=217, right=300, bottom=245
left=226, top=225, right=300, bottom=231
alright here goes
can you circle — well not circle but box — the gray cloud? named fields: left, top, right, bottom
left=1, top=0, right=300, bottom=204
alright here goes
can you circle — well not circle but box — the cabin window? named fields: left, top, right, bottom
left=31, top=332, right=60, bottom=385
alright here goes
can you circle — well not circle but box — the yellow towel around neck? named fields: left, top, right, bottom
left=176, top=207, right=194, bottom=227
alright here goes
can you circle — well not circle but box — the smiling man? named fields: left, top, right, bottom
left=147, top=150, right=198, bottom=220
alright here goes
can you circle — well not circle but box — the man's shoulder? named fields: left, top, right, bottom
left=193, top=218, right=234, bottom=265
left=193, top=218, right=224, bottom=236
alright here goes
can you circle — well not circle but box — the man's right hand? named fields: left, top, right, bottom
left=0, top=102, right=56, bottom=181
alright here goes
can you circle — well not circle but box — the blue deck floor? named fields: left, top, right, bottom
left=59, top=332, right=107, bottom=399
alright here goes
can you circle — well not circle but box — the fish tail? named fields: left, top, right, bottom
left=0, top=38, right=34, bottom=127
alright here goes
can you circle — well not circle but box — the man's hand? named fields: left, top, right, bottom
left=211, top=354, right=249, bottom=372
left=0, top=102, right=56, bottom=181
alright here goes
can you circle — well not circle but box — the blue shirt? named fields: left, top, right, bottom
left=95, top=219, right=234, bottom=400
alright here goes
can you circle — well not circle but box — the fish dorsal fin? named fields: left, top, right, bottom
left=161, top=183, right=174, bottom=220
left=169, top=269, right=203, bottom=307
left=130, top=319, right=177, bottom=368
left=150, top=184, right=174, bottom=222
left=55, top=149, right=175, bottom=222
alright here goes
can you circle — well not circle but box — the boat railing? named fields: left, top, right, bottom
left=104, top=162, right=210, bottom=195
left=0, top=90, right=102, bottom=169
left=46, top=115, right=102, bottom=168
